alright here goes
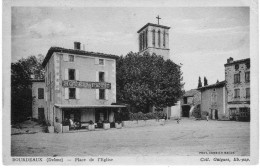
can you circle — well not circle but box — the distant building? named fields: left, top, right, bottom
left=31, top=79, right=46, bottom=122
left=197, top=81, right=228, bottom=120
left=180, top=89, right=201, bottom=117
left=225, top=57, right=250, bottom=121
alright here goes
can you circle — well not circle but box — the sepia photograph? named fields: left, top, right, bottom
left=2, top=0, right=259, bottom=165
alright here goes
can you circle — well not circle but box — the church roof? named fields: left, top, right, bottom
left=137, top=23, right=171, bottom=33
left=42, top=47, right=119, bottom=67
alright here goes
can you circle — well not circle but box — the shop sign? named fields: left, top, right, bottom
left=62, top=80, right=111, bottom=89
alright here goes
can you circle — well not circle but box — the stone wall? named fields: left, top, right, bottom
left=225, top=62, right=250, bottom=103
left=32, top=82, right=46, bottom=119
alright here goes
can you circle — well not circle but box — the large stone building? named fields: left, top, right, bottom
left=36, top=42, right=125, bottom=131
left=137, top=21, right=174, bottom=118
left=225, top=57, right=250, bottom=121
left=197, top=81, right=228, bottom=120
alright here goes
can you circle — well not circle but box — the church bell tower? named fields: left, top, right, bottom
left=137, top=16, right=170, bottom=60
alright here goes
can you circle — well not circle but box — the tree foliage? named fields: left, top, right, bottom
left=203, top=76, right=208, bottom=86
left=116, top=52, right=184, bottom=113
left=198, top=76, right=202, bottom=88
left=11, top=55, right=45, bottom=123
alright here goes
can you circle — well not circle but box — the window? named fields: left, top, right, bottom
left=234, top=89, right=240, bottom=98
left=38, top=88, right=44, bottom=99
left=99, top=89, right=105, bottom=100
left=152, top=30, right=155, bottom=46
left=163, top=31, right=166, bottom=47
left=69, top=88, right=76, bottom=99
left=69, top=69, right=75, bottom=80
left=158, top=30, right=161, bottom=47
left=246, top=88, right=250, bottom=98
left=245, top=72, right=250, bottom=82
left=234, top=74, right=240, bottom=83
left=69, top=55, right=74, bottom=62
left=99, top=72, right=105, bottom=82
left=246, top=62, right=250, bottom=69
left=183, top=97, right=187, bottom=104
left=235, top=64, right=239, bottom=70
left=99, top=59, right=104, bottom=65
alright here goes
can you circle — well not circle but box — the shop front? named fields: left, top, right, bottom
left=55, top=104, right=126, bottom=131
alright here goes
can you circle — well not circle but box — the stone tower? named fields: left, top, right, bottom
left=137, top=23, right=170, bottom=60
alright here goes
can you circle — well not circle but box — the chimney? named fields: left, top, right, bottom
left=227, top=57, right=234, bottom=64
left=74, top=42, right=81, bottom=50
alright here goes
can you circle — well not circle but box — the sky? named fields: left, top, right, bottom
left=11, top=7, right=249, bottom=90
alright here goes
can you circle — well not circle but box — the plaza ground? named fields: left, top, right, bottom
left=11, top=118, right=250, bottom=156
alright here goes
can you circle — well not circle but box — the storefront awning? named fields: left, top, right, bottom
left=54, top=104, right=127, bottom=109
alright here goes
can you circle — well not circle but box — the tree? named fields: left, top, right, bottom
left=116, top=51, right=184, bottom=113
left=216, top=79, right=219, bottom=83
left=11, top=55, right=45, bottom=123
left=198, top=76, right=202, bottom=88
left=204, top=76, right=208, bottom=86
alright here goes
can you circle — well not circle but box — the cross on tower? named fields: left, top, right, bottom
left=156, top=15, right=161, bottom=25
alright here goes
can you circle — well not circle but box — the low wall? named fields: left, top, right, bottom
left=122, top=119, right=165, bottom=128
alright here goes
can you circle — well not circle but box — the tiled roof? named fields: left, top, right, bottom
left=197, top=81, right=226, bottom=91
left=183, top=89, right=199, bottom=97
left=224, top=58, right=250, bottom=67
left=42, top=47, right=119, bottom=67
left=137, top=23, right=171, bottom=33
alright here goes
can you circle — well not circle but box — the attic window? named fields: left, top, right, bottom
left=235, top=64, right=239, bottom=70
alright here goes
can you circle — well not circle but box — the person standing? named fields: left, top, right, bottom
left=206, top=112, right=209, bottom=121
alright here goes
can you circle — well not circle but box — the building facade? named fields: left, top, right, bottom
left=225, top=57, right=250, bottom=121
left=198, top=81, right=228, bottom=120
left=41, top=42, right=124, bottom=130
left=31, top=79, right=46, bottom=122
left=180, top=89, right=201, bottom=117
left=137, top=22, right=172, bottom=118
left=137, top=23, right=170, bottom=60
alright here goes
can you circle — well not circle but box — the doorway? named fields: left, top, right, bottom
left=95, top=108, right=109, bottom=123
left=38, top=108, right=45, bottom=123
left=210, top=109, right=218, bottom=120
left=182, top=105, right=190, bottom=117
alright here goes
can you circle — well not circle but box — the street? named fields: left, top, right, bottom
left=11, top=118, right=250, bottom=156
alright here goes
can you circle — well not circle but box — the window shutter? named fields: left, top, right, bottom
left=76, top=88, right=80, bottom=99
left=95, top=58, right=99, bottom=65
left=63, top=55, right=69, bottom=61
left=65, top=88, right=69, bottom=99
left=65, top=69, right=68, bottom=80
left=76, top=69, right=79, bottom=80
left=96, top=89, right=99, bottom=100
left=105, top=71, right=108, bottom=82
left=105, top=90, right=108, bottom=100
left=96, top=71, right=99, bottom=99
